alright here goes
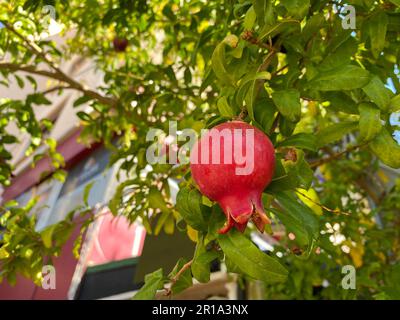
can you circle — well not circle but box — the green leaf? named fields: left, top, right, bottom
left=276, top=133, right=317, bottom=151
left=281, top=0, right=310, bottom=19
left=389, top=94, right=400, bottom=112
left=176, top=187, right=210, bottom=231
left=368, top=11, right=388, bottom=59
left=252, top=0, right=266, bottom=27
left=323, top=92, right=359, bottom=114
left=148, top=187, right=169, bottom=212
left=4, top=200, right=18, bottom=207
left=168, top=258, right=193, bottom=295
left=76, top=111, right=92, bottom=123
left=307, top=65, right=370, bottom=91
left=271, top=89, right=301, bottom=122
left=358, top=102, right=382, bottom=142
left=191, top=238, right=219, bottom=283
left=0, top=247, right=9, bottom=259
left=206, top=205, right=227, bottom=242
left=274, top=191, right=319, bottom=249
left=53, top=169, right=67, bottom=182
left=258, top=19, right=300, bottom=41
left=41, top=225, right=56, bottom=248
left=73, top=95, right=93, bottom=107
left=369, top=128, right=400, bottom=169
left=362, top=76, right=393, bottom=112
left=83, top=181, right=95, bottom=206
left=302, top=13, right=325, bottom=42
left=244, top=6, right=256, bottom=30
left=14, top=75, right=24, bottom=89
left=319, top=37, right=358, bottom=71
left=27, top=93, right=51, bottom=105
left=133, top=268, right=164, bottom=300
left=235, top=70, right=271, bottom=120
left=211, top=36, right=238, bottom=86
left=154, top=211, right=171, bottom=235
left=218, top=229, right=288, bottom=283
left=254, top=97, right=277, bottom=133
left=316, top=121, right=358, bottom=147
left=217, top=96, right=235, bottom=117
left=281, top=150, right=314, bottom=189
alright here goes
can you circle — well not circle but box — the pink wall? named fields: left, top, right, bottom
left=0, top=221, right=83, bottom=300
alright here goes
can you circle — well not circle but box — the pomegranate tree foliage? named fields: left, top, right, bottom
left=0, top=0, right=400, bottom=299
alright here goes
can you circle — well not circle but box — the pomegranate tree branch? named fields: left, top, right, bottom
left=41, top=85, right=73, bottom=95
left=164, top=259, right=193, bottom=296
left=0, top=62, right=116, bottom=106
left=2, top=23, right=117, bottom=107
left=309, top=143, right=366, bottom=168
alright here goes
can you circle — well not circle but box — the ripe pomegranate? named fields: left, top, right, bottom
left=113, top=37, right=128, bottom=52
left=190, top=121, right=275, bottom=234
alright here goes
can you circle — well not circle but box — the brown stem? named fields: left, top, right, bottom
left=269, top=113, right=280, bottom=135
left=164, top=259, right=193, bottom=296
left=41, top=85, right=73, bottom=95
left=0, top=62, right=116, bottom=106
left=271, top=64, right=289, bottom=77
left=2, top=23, right=117, bottom=107
left=309, top=143, right=366, bottom=168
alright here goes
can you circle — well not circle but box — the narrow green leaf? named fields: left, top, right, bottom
left=244, top=6, right=256, bottom=30
left=281, top=0, right=310, bottom=19
left=316, top=121, right=358, bottom=147
left=73, top=95, right=92, bottom=107
left=148, top=188, right=169, bottom=212
left=323, top=92, right=359, bottom=114
left=83, top=181, right=95, bottom=206
left=218, top=229, right=288, bottom=283
left=41, top=225, right=56, bottom=248
left=307, top=65, right=370, bottom=91
left=271, top=89, right=301, bottom=122
left=276, top=133, right=317, bottom=151
left=369, top=128, right=400, bottom=169
left=217, top=96, right=234, bottom=117
left=358, top=102, right=382, bottom=142
left=254, top=97, right=276, bottom=133
left=362, top=76, right=393, bottom=112
left=389, top=94, right=400, bottom=112
left=368, top=12, right=388, bottom=59
left=28, top=93, right=51, bottom=105
left=258, top=19, right=300, bottom=41
left=211, top=35, right=238, bottom=86
left=238, top=71, right=271, bottom=120
left=252, top=0, right=266, bottom=27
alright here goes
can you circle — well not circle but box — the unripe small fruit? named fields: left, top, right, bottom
left=190, top=121, right=275, bottom=234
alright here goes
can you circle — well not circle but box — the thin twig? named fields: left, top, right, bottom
left=295, top=189, right=350, bottom=216
left=269, top=113, right=280, bottom=135
left=271, top=64, right=289, bottom=76
left=41, top=85, right=73, bottom=95
left=164, top=259, right=193, bottom=296
left=309, top=143, right=366, bottom=168
left=3, top=23, right=117, bottom=107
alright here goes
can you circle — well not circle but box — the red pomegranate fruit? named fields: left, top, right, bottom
left=190, top=121, right=275, bottom=234
left=113, top=37, right=129, bottom=52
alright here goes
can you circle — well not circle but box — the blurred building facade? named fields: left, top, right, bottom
left=0, top=29, right=239, bottom=300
